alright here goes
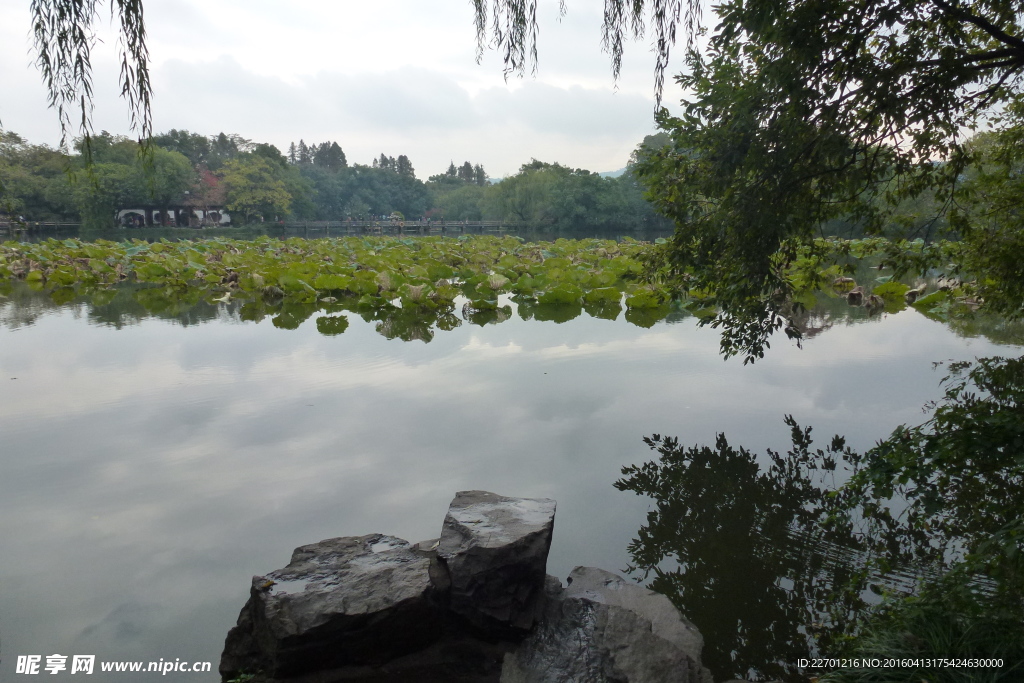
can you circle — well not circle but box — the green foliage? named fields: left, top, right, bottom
left=834, top=356, right=1024, bottom=593
left=624, top=285, right=665, bottom=309
left=953, top=104, right=1024, bottom=319
left=616, top=416, right=860, bottom=680
left=0, top=131, right=75, bottom=220
left=475, top=160, right=667, bottom=230
left=220, top=156, right=292, bottom=221
left=872, top=281, right=910, bottom=302
left=3, top=127, right=670, bottom=226
left=627, top=0, right=1024, bottom=360
left=30, top=0, right=152, bottom=149
left=617, top=353, right=1024, bottom=678
left=821, top=576, right=1024, bottom=683
left=0, top=235, right=658, bottom=333
left=536, top=282, right=582, bottom=305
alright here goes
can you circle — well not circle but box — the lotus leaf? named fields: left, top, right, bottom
left=135, top=263, right=170, bottom=281
left=584, top=287, right=621, bottom=304
left=873, top=281, right=910, bottom=301
left=469, top=298, right=499, bottom=311
left=427, top=264, right=454, bottom=280
left=791, top=290, right=818, bottom=311
left=278, top=274, right=315, bottom=294
left=543, top=257, right=571, bottom=269
left=48, top=267, right=77, bottom=287
left=512, top=275, right=536, bottom=294
left=913, top=288, right=950, bottom=313
left=537, top=283, right=582, bottom=305
left=486, top=273, right=510, bottom=291
left=350, top=272, right=380, bottom=296
left=625, top=287, right=663, bottom=309
left=313, top=274, right=352, bottom=291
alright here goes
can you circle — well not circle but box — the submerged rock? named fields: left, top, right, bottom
left=501, top=567, right=712, bottom=683
left=438, top=490, right=557, bottom=634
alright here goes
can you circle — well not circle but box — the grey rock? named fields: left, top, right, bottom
left=438, top=491, right=556, bottom=633
left=219, top=533, right=447, bottom=680
left=219, top=493, right=714, bottom=683
left=501, top=567, right=713, bottom=683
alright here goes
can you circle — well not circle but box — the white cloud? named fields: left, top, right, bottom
left=0, top=0, right=680, bottom=176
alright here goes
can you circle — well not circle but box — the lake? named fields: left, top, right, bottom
left=1, top=276, right=1019, bottom=682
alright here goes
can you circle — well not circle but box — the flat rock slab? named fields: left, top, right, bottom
left=501, top=567, right=713, bottom=683
left=438, top=491, right=556, bottom=633
left=220, top=534, right=445, bottom=680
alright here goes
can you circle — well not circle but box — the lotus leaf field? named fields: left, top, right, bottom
left=0, top=235, right=983, bottom=340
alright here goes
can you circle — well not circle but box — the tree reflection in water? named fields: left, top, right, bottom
left=617, top=355, right=1024, bottom=683
left=615, top=420, right=864, bottom=682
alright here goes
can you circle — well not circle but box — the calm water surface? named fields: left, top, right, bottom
left=0, top=285, right=1019, bottom=681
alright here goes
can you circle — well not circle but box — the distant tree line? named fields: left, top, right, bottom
left=0, top=128, right=668, bottom=230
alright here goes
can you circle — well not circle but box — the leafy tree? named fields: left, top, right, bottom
left=0, top=131, right=75, bottom=220
left=220, top=155, right=292, bottom=222
left=485, top=160, right=559, bottom=223
left=373, top=154, right=399, bottom=172
left=151, top=129, right=211, bottom=166
left=252, top=143, right=315, bottom=219
left=300, top=165, right=348, bottom=219
left=62, top=139, right=192, bottom=227
left=313, top=142, right=347, bottom=172
left=618, top=1, right=1024, bottom=359
left=144, top=146, right=196, bottom=220
left=396, top=154, right=415, bottom=179
left=480, top=158, right=666, bottom=230
left=473, top=163, right=488, bottom=186
left=297, top=140, right=311, bottom=165
left=431, top=183, right=487, bottom=221
left=953, top=104, right=1024, bottom=318
left=67, top=162, right=137, bottom=227
left=189, top=167, right=226, bottom=214
left=208, top=133, right=251, bottom=171
left=28, top=0, right=151, bottom=149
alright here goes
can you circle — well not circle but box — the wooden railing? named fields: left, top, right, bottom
left=0, top=222, right=82, bottom=231
left=278, top=220, right=516, bottom=234
left=0, top=219, right=518, bottom=236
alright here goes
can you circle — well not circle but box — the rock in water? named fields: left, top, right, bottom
left=438, top=491, right=557, bottom=633
left=219, top=494, right=712, bottom=683
left=501, top=567, right=713, bottom=683
left=219, top=533, right=446, bottom=680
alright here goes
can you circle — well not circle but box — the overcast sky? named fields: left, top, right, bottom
left=0, top=0, right=688, bottom=178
